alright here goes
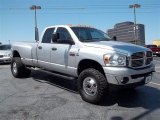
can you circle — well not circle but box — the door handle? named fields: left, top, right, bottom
left=52, top=47, right=57, bottom=51
left=38, top=46, right=42, bottom=49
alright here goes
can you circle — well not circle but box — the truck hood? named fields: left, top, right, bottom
left=0, top=50, right=11, bottom=55
left=83, top=41, right=149, bottom=55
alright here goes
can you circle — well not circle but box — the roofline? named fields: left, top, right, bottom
left=45, top=24, right=94, bottom=29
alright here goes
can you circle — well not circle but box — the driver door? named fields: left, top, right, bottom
left=50, top=27, right=77, bottom=76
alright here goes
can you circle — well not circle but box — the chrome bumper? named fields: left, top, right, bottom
left=103, top=64, right=155, bottom=85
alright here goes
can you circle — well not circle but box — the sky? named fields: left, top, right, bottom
left=0, top=0, right=160, bottom=44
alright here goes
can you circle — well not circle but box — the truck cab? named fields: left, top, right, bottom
left=36, top=26, right=77, bottom=76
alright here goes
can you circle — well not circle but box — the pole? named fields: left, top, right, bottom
left=34, top=8, right=38, bottom=41
left=129, top=4, right=141, bottom=45
left=30, top=5, right=41, bottom=42
left=134, top=6, right=137, bottom=44
left=35, top=8, right=36, bottom=28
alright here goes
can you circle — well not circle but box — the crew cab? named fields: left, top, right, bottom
left=145, top=45, right=160, bottom=57
left=11, top=25, right=155, bottom=104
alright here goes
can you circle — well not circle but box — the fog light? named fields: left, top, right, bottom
left=120, top=77, right=129, bottom=84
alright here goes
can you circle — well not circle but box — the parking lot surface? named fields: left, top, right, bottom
left=0, top=58, right=160, bottom=120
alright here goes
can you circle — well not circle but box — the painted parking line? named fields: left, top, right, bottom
left=150, top=82, right=160, bottom=86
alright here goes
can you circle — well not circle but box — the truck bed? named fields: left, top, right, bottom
left=12, top=42, right=38, bottom=66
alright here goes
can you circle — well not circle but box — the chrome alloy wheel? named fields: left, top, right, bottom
left=12, top=62, right=17, bottom=74
left=83, top=77, right=97, bottom=96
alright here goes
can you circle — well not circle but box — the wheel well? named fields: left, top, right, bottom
left=77, top=59, right=105, bottom=75
left=13, top=51, right=21, bottom=58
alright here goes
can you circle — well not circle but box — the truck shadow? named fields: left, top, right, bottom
left=101, top=86, right=160, bottom=107
left=31, top=70, right=78, bottom=93
left=101, top=85, right=160, bottom=120
left=30, top=70, right=160, bottom=120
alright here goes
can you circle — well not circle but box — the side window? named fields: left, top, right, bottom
left=56, top=27, right=72, bottom=42
left=42, top=28, right=55, bottom=43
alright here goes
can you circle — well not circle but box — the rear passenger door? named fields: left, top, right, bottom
left=37, top=28, right=55, bottom=68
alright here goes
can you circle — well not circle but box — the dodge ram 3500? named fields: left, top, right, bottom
left=11, top=25, right=155, bottom=104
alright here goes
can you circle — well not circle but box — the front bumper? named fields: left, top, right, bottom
left=0, top=57, right=11, bottom=63
left=103, top=64, right=155, bottom=86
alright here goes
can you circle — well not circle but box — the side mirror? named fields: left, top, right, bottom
left=112, top=36, right=117, bottom=41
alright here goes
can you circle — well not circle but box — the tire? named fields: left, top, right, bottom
left=11, top=57, right=31, bottom=78
left=78, top=68, right=108, bottom=104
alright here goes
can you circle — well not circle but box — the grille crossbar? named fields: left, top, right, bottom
left=129, top=51, right=153, bottom=68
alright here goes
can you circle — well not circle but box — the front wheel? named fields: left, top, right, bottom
left=77, top=68, right=108, bottom=104
left=11, top=57, right=31, bottom=78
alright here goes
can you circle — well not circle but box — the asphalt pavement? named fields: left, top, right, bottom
left=0, top=58, right=160, bottom=120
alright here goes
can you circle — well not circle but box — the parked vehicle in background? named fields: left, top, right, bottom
left=0, top=44, right=11, bottom=63
left=11, top=25, right=155, bottom=104
left=145, top=45, right=160, bottom=57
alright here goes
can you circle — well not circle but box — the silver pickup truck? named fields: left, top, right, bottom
left=11, top=25, right=155, bottom=104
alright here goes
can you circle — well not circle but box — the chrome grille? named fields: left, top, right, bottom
left=131, top=52, right=144, bottom=59
left=146, top=51, right=152, bottom=57
left=131, top=59, right=144, bottom=67
left=129, top=51, right=153, bottom=68
left=146, top=58, right=153, bottom=65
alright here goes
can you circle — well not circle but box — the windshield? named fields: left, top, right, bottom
left=0, top=45, right=11, bottom=50
left=71, top=27, right=111, bottom=42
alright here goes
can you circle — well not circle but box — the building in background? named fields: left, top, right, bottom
left=153, top=40, right=160, bottom=47
left=107, top=21, right=145, bottom=45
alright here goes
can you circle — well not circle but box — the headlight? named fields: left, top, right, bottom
left=103, top=53, right=127, bottom=66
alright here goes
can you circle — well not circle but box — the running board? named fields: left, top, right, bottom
left=29, top=67, right=77, bottom=80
